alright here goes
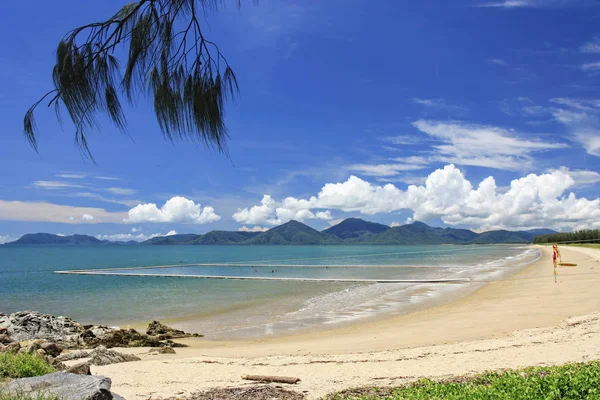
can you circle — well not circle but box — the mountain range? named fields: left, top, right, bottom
left=4, top=218, right=557, bottom=246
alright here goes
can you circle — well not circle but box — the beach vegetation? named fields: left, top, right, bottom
left=0, top=353, right=55, bottom=379
left=326, top=361, right=600, bottom=399
left=533, top=229, right=600, bottom=245
left=24, top=0, right=252, bottom=160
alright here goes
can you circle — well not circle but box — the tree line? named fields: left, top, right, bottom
left=533, top=230, right=600, bottom=244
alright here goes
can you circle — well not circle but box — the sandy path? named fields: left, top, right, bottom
left=94, top=246, right=600, bottom=399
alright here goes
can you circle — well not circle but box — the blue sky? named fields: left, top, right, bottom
left=1, top=0, right=600, bottom=242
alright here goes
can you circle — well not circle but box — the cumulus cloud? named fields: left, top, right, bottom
left=238, top=225, right=269, bottom=232
left=233, top=194, right=334, bottom=225
left=97, top=230, right=178, bottom=242
left=125, top=196, right=220, bottom=224
left=233, top=165, right=600, bottom=231
left=390, top=222, right=401, bottom=227
left=82, top=214, right=94, bottom=221
left=0, top=200, right=126, bottom=224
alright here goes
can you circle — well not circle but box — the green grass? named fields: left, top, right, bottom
left=569, top=244, right=600, bottom=249
left=326, top=361, right=600, bottom=399
left=0, top=353, right=54, bottom=379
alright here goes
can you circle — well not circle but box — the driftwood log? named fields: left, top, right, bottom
left=242, top=375, right=301, bottom=384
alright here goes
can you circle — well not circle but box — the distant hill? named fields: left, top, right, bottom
left=6, top=233, right=104, bottom=245
left=142, top=234, right=200, bottom=245
left=323, top=218, right=389, bottom=242
left=189, top=231, right=260, bottom=245
left=245, top=220, right=341, bottom=245
left=5, top=219, right=558, bottom=246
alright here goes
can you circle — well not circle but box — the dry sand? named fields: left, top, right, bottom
left=93, top=245, right=600, bottom=399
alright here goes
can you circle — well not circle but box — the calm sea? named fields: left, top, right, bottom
left=0, top=244, right=540, bottom=339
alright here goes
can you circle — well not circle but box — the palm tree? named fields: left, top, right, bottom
left=24, top=0, right=247, bottom=160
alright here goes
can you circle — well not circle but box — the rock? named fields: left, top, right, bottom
left=0, top=341, right=21, bottom=353
left=0, top=311, right=84, bottom=345
left=19, top=339, right=46, bottom=354
left=34, top=348, right=48, bottom=361
left=146, top=320, right=202, bottom=338
left=149, top=346, right=176, bottom=354
left=89, top=345, right=141, bottom=366
left=80, top=327, right=163, bottom=348
left=1, top=312, right=191, bottom=350
left=50, top=357, right=68, bottom=370
left=5, top=372, right=121, bottom=400
left=56, top=350, right=91, bottom=362
left=66, top=361, right=92, bottom=375
left=42, top=342, right=63, bottom=357
left=0, top=333, right=11, bottom=344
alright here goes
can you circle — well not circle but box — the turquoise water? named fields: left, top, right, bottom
left=0, top=245, right=539, bottom=339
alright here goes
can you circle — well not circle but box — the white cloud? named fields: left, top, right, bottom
left=81, top=214, right=94, bottom=221
left=413, top=120, right=565, bottom=170
left=125, top=196, right=220, bottom=224
left=233, top=194, right=334, bottom=225
left=556, top=167, right=600, bottom=186
left=32, top=181, right=85, bottom=190
left=550, top=101, right=600, bottom=156
left=238, top=225, right=269, bottom=232
left=0, top=235, right=16, bottom=244
left=580, top=38, right=600, bottom=54
left=390, top=222, right=401, bottom=227
left=104, top=187, right=137, bottom=195
left=131, top=227, right=141, bottom=233
left=479, top=0, right=594, bottom=8
left=412, top=98, right=468, bottom=114
left=233, top=165, right=600, bottom=231
left=581, top=62, right=600, bottom=72
left=56, top=173, right=86, bottom=179
left=0, top=200, right=126, bottom=224
left=71, top=192, right=141, bottom=207
left=381, top=135, right=425, bottom=145
left=97, top=230, right=178, bottom=242
left=94, top=176, right=121, bottom=181
left=488, top=58, right=507, bottom=65
left=349, top=163, right=426, bottom=177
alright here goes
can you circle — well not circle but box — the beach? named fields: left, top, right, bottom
left=89, top=245, right=600, bottom=399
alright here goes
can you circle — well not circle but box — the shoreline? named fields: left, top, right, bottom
left=126, top=245, right=540, bottom=341
left=92, top=245, right=600, bottom=399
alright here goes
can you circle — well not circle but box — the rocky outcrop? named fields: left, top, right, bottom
left=5, top=372, right=122, bottom=400
left=89, top=345, right=141, bottom=366
left=149, top=346, right=176, bottom=354
left=146, top=320, right=202, bottom=339
left=0, top=311, right=200, bottom=350
left=0, top=312, right=83, bottom=344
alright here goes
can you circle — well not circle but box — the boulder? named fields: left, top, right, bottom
left=66, top=361, right=92, bottom=375
left=34, top=348, right=48, bottom=361
left=149, top=346, right=176, bottom=354
left=42, top=342, right=63, bottom=357
left=56, top=350, right=90, bottom=362
left=5, top=372, right=122, bottom=400
left=0, top=333, right=11, bottom=344
left=80, top=327, right=163, bottom=348
left=89, top=345, right=141, bottom=366
left=0, top=341, right=21, bottom=353
left=19, top=339, right=46, bottom=354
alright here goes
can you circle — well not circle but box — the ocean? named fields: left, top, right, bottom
left=0, top=244, right=540, bottom=339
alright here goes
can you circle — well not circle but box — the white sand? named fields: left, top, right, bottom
left=93, top=246, right=600, bottom=399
